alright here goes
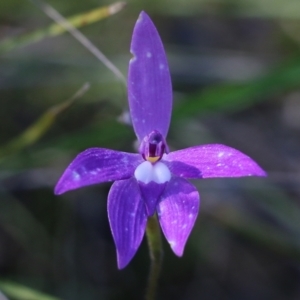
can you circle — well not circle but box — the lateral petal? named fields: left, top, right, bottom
left=108, top=178, right=147, bottom=269
left=157, top=177, right=199, bottom=256
left=165, top=144, right=266, bottom=178
left=54, top=148, right=142, bottom=195
left=162, top=158, right=202, bottom=178
left=128, top=11, right=172, bottom=141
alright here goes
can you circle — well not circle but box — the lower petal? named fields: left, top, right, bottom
left=138, top=181, right=167, bottom=216
left=157, top=177, right=200, bottom=256
left=108, top=178, right=147, bottom=269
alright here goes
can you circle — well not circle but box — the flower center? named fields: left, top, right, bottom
left=139, top=130, right=167, bottom=163
left=134, top=161, right=171, bottom=184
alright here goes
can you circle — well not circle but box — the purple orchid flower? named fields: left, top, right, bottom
left=54, top=11, right=266, bottom=269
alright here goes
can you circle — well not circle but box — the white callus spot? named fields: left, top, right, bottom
left=152, top=162, right=171, bottom=183
left=134, top=161, right=171, bottom=184
left=134, top=161, right=153, bottom=184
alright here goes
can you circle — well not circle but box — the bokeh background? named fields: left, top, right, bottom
left=0, top=0, right=300, bottom=299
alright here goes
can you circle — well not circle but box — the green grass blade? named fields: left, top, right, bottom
left=0, top=2, right=126, bottom=54
left=0, top=83, right=90, bottom=159
left=0, top=281, right=61, bottom=300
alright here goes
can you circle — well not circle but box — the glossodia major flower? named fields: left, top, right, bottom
left=54, top=11, right=266, bottom=269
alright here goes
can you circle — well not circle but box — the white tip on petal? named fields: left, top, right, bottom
left=134, top=161, right=171, bottom=184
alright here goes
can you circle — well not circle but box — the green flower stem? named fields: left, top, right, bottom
left=145, top=214, right=163, bottom=300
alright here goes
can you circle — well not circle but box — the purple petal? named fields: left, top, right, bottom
left=138, top=181, right=167, bottom=216
left=108, top=178, right=147, bottom=269
left=165, top=144, right=266, bottom=178
left=128, top=11, right=172, bottom=141
left=54, top=148, right=142, bottom=195
left=162, top=159, right=202, bottom=178
left=157, top=177, right=199, bottom=256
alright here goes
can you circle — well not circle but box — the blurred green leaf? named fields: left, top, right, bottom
left=250, top=183, right=300, bottom=237
left=0, top=281, right=61, bottom=300
left=154, top=0, right=300, bottom=19
left=0, top=120, right=134, bottom=171
left=0, top=2, right=126, bottom=54
left=0, top=191, right=52, bottom=258
left=174, top=57, right=300, bottom=118
left=0, top=83, right=90, bottom=159
left=210, top=201, right=300, bottom=261
left=203, top=179, right=300, bottom=262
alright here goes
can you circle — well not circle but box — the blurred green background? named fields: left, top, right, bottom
left=1, top=0, right=300, bottom=299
